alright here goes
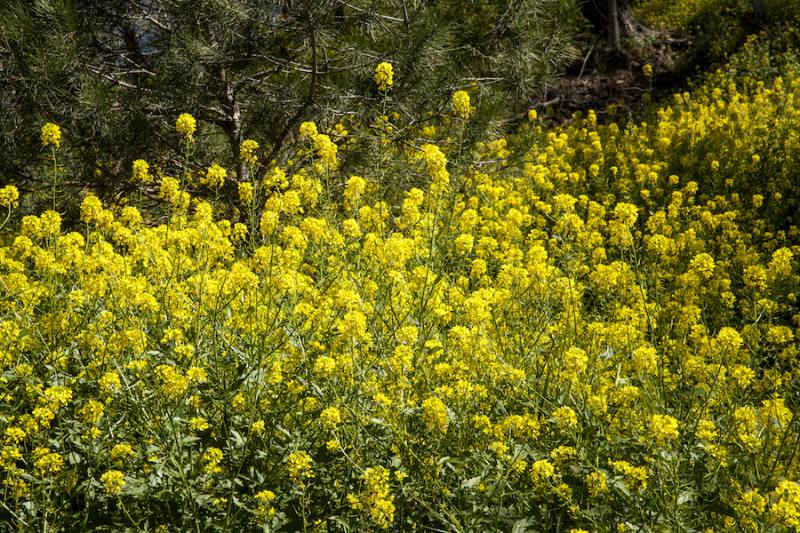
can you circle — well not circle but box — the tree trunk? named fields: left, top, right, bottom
left=752, top=0, right=765, bottom=23
left=581, top=0, right=655, bottom=58
left=220, top=68, right=245, bottom=182
left=608, top=0, right=622, bottom=54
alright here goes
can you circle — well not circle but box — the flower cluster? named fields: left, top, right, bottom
left=176, top=112, right=197, bottom=141
left=374, top=61, right=394, bottom=92
left=2, top=36, right=800, bottom=532
left=41, top=123, right=61, bottom=149
left=452, top=90, right=472, bottom=119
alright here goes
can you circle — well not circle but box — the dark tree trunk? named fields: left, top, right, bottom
left=220, top=68, right=245, bottom=182
left=753, top=0, right=765, bottom=23
left=608, top=0, right=622, bottom=54
left=580, top=0, right=654, bottom=59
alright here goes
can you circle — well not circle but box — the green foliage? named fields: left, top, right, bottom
left=636, top=0, right=800, bottom=66
left=2, top=35, right=800, bottom=531
left=0, top=0, right=583, bottom=211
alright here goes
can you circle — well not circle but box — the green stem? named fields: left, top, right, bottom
left=52, top=146, right=58, bottom=212
left=0, top=206, right=11, bottom=233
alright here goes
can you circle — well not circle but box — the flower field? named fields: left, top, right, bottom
left=1, top=39, right=800, bottom=532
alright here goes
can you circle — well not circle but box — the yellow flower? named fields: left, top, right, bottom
left=186, top=366, right=208, bottom=384
left=452, top=90, right=472, bottom=119
left=111, top=443, right=134, bottom=462
left=238, top=182, right=254, bottom=203
left=100, top=470, right=125, bottom=495
left=632, top=345, right=658, bottom=374
left=41, top=123, right=62, bottom=149
left=251, top=420, right=266, bottom=434
left=240, top=139, right=259, bottom=166
left=203, top=164, right=227, bottom=188
left=32, top=407, right=54, bottom=429
left=563, top=347, right=588, bottom=375
left=344, top=175, right=367, bottom=211
left=643, top=63, right=654, bottom=78
left=421, top=396, right=449, bottom=434
left=176, top=113, right=197, bottom=141
left=231, top=393, right=247, bottom=411
left=255, top=489, right=276, bottom=503
left=355, top=466, right=395, bottom=529
left=734, top=489, right=766, bottom=530
left=287, top=450, right=314, bottom=484
left=419, top=143, right=449, bottom=181
left=79, top=400, right=105, bottom=425
left=132, top=159, right=151, bottom=183
left=254, top=489, right=277, bottom=520
left=374, top=62, right=394, bottom=92
left=33, top=448, right=63, bottom=476
left=612, top=461, right=648, bottom=491
left=202, top=447, right=223, bottom=474
left=320, top=406, right=342, bottom=431
left=613, top=202, right=639, bottom=228
left=189, top=417, right=209, bottom=433
left=99, top=371, right=121, bottom=396
left=769, top=480, right=800, bottom=529
left=552, top=406, right=578, bottom=429
left=313, top=356, right=337, bottom=378
left=43, top=386, right=73, bottom=410
left=650, top=414, right=679, bottom=445
left=689, top=253, right=716, bottom=278
left=0, top=185, right=20, bottom=208
left=586, top=470, right=609, bottom=497
left=530, top=459, right=557, bottom=487
left=299, top=121, right=318, bottom=139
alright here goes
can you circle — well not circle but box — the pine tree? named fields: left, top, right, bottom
left=0, top=0, right=583, bottom=209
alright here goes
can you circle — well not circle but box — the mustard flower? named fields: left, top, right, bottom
left=530, top=459, right=557, bottom=487
left=0, top=185, right=19, bottom=208
left=189, top=417, right=210, bottom=433
left=421, top=396, right=449, bottom=434
left=79, top=400, right=105, bottom=425
left=344, top=175, right=367, bottom=210
left=769, top=481, right=800, bottom=529
left=111, top=443, right=134, bottom=462
left=650, top=414, right=680, bottom=445
left=176, top=113, right=197, bottom=141
left=613, top=202, right=639, bottom=228
left=202, top=447, right=224, bottom=474
left=100, top=470, right=125, bottom=495
left=320, top=406, right=342, bottom=431
left=586, top=470, right=609, bottom=497
left=43, top=386, right=73, bottom=410
left=552, top=406, right=578, bottom=429
left=33, top=448, right=63, bottom=476
left=99, top=371, right=121, bottom=396
left=203, top=164, right=227, bottom=188
left=299, top=121, right=318, bottom=139
left=734, top=489, right=766, bottom=530
left=612, top=461, right=649, bottom=491
left=238, top=181, right=254, bottom=203
left=419, top=143, right=449, bottom=181
left=240, top=139, right=259, bottom=166
left=132, top=159, right=151, bottom=183
left=360, top=467, right=395, bottom=529
left=287, top=450, right=314, bottom=484
left=41, top=123, right=62, bottom=149
left=374, top=61, right=394, bottom=92
left=452, top=90, right=472, bottom=119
